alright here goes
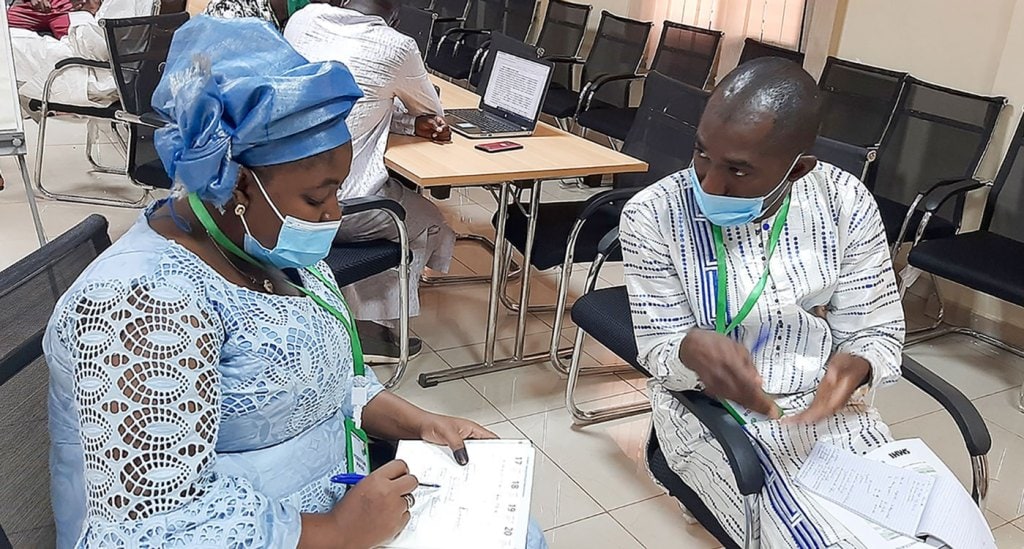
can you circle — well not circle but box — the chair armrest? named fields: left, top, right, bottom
left=115, top=110, right=168, bottom=128
left=577, top=186, right=642, bottom=220
left=544, top=55, right=586, bottom=65
left=597, top=227, right=619, bottom=256
left=578, top=73, right=645, bottom=115
left=921, top=177, right=988, bottom=213
left=442, top=27, right=490, bottom=41
left=433, top=15, right=465, bottom=23
left=901, top=357, right=991, bottom=457
left=340, top=196, right=407, bottom=221
left=54, top=57, right=108, bottom=70
left=670, top=390, right=765, bottom=495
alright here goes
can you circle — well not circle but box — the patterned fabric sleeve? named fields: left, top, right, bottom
left=828, top=178, right=906, bottom=390
left=60, top=275, right=302, bottom=548
left=621, top=195, right=701, bottom=391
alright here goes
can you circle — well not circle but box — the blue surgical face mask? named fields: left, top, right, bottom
left=689, top=155, right=802, bottom=227
left=240, top=169, right=341, bottom=270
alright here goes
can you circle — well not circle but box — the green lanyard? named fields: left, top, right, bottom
left=711, top=195, right=791, bottom=336
left=186, top=193, right=365, bottom=378
left=709, top=197, right=791, bottom=426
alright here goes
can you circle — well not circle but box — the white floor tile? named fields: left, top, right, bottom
left=906, top=334, right=1024, bottom=399
left=973, top=387, right=1024, bottom=439
left=411, top=284, right=550, bottom=351
left=512, top=393, right=660, bottom=511
left=544, top=514, right=643, bottom=549
left=376, top=350, right=505, bottom=427
left=994, top=522, right=1024, bottom=547
left=609, top=495, right=721, bottom=549
left=872, top=377, right=944, bottom=425
left=487, top=422, right=605, bottom=530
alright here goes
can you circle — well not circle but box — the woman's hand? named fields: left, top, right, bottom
left=418, top=413, right=497, bottom=465
left=326, top=460, right=418, bottom=549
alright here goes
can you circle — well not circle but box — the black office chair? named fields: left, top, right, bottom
left=903, top=115, right=1024, bottom=412
left=575, top=20, right=722, bottom=143
left=0, top=215, right=113, bottom=548
left=29, top=0, right=169, bottom=207
left=396, top=5, right=438, bottom=59
left=737, top=37, right=804, bottom=66
left=423, top=0, right=470, bottom=50
left=870, top=77, right=1004, bottom=252
left=535, top=73, right=708, bottom=398
left=103, top=13, right=190, bottom=193
left=566, top=228, right=992, bottom=548
left=397, top=0, right=432, bottom=8
left=541, top=11, right=653, bottom=130
left=810, top=136, right=876, bottom=183
left=427, top=0, right=535, bottom=81
left=468, top=0, right=590, bottom=88
left=817, top=56, right=906, bottom=150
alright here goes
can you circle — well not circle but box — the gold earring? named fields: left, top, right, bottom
left=234, top=204, right=246, bottom=216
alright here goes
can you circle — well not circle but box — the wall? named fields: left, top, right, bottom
left=826, top=0, right=1024, bottom=333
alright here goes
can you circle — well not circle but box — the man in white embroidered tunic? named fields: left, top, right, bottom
left=620, top=58, right=905, bottom=547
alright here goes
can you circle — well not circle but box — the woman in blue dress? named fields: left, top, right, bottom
left=43, top=16, right=547, bottom=549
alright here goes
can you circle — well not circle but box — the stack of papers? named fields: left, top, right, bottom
left=796, top=439, right=994, bottom=549
left=384, top=439, right=536, bottom=549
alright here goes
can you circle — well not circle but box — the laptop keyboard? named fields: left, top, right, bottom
left=448, top=109, right=525, bottom=134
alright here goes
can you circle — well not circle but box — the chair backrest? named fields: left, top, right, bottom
left=983, top=114, right=1024, bottom=242
left=475, top=33, right=544, bottom=97
left=454, top=0, right=535, bottom=53
left=0, top=215, right=112, bottom=546
left=396, top=5, right=437, bottom=59
left=737, top=37, right=804, bottom=66
left=649, top=20, right=722, bottom=89
left=103, top=12, right=189, bottom=190
left=582, top=11, right=653, bottom=107
left=399, top=0, right=433, bottom=8
left=872, top=76, right=1005, bottom=220
left=818, top=56, right=906, bottom=148
left=534, top=0, right=590, bottom=88
left=810, top=136, right=875, bottom=182
left=615, top=71, right=708, bottom=188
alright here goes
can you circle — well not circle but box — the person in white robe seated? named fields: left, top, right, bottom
left=620, top=57, right=905, bottom=548
left=285, top=0, right=454, bottom=363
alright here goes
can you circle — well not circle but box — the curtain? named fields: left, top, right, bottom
left=630, top=0, right=807, bottom=82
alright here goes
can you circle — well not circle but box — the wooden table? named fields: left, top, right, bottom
left=386, top=76, right=647, bottom=388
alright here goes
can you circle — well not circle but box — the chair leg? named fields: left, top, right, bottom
left=906, top=273, right=946, bottom=335
left=85, top=120, right=127, bottom=175
left=378, top=209, right=412, bottom=389
left=972, top=454, right=989, bottom=510
left=420, top=233, right=522, bottom=286
left=565, top=326, right=650, bottom=426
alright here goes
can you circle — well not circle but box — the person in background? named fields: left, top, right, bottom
left=203, top=0, right=337, bottom=30
left=285, top=0, right=454, bottom=363
left=10, top=0, right=152, bottom=109
left=43, top=16, right=547, bottom=549
left=620, top=58, right=905, bottom=547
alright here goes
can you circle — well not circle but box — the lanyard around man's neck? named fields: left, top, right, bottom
left=711, top=195, right=792, bottom=336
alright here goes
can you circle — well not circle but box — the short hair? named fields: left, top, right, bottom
left=705, top=57, right=822, bottom=154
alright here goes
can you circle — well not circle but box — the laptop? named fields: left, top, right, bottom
left=445, top=49, right=553, bottom=139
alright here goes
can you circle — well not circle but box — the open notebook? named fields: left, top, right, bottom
left=384, top=439, right=535, bottom=549
left=796, top=438, right=994, bottom=549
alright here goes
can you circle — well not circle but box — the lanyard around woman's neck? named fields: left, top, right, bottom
left=711, top=195, right=792, bottom=336
left=186, top=193, right=365, bottom=378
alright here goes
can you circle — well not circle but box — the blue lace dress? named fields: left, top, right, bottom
left=44, top=211, right=548, bottom=548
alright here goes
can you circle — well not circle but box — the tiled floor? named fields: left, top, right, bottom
left=6, top=116, right=1024, bottom=547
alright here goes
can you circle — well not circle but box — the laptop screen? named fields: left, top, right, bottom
left=481, top=51, right=551, bottom=124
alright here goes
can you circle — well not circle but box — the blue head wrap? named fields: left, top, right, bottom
left=153, top=16, right=363, bottom=206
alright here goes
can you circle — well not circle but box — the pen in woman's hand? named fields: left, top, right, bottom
left=331, top=472, right=441, bottom=488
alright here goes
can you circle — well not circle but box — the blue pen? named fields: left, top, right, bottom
left=330, top=473, right=441, bottom=489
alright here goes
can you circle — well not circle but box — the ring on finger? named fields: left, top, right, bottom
left=403, top=493, right=415, bottom=510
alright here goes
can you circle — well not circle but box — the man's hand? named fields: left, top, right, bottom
left=785, top=353, right=871, bottom=425
left=28, top=0, right=52, bottom=13
left=71, top=0, right=101, bottom=14
left=414, top=115, right=451, bottom=143
left=680, top=329, right=778, bottom=418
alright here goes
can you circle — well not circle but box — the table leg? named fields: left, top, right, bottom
left=418, top=181, right=575, bottom=387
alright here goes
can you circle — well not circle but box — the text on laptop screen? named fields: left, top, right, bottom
left=482, top=51, right=550, bottom=121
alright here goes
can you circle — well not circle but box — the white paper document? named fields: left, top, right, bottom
left=384, top=439, right=535, bottom=549
left=797, top=439, right=994, bottom=549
